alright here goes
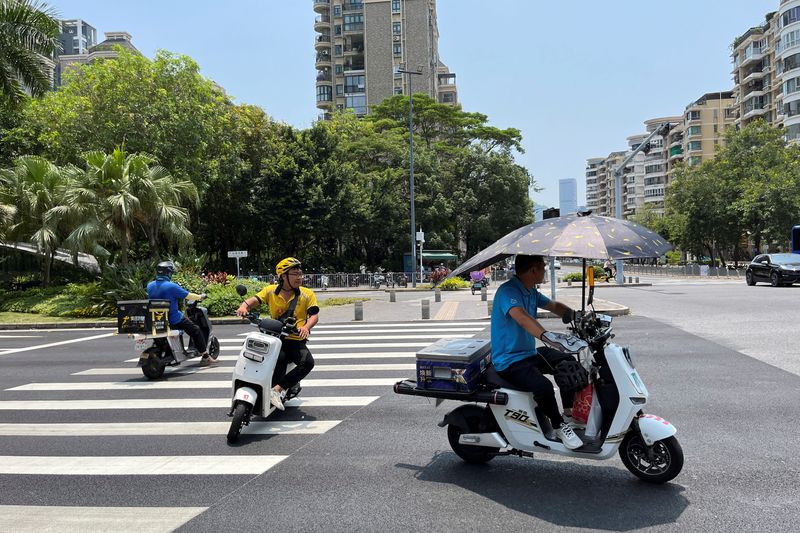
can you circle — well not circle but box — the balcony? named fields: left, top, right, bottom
left=315, top=35, right=332, bottom=52
left=669, top=146, right=683, bottom=160
left=316, top=69, right=332, bottom=82
left=315, top=52, right=332, bottom=67
left=314, top=15, right=331, bottom=30
left=342, top=2, right=363, bottom=12
left=740, top=50, right=764, bottom=68
left=313, top=0, right=330, bottom=13
left=742, top=69, right=765, bottom=84
left=742, top=106, right=768, bottom=120
left=343, top=62, right=365, bottom=72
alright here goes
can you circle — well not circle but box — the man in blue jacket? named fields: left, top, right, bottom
left=147, top=260, right=216, bottom=364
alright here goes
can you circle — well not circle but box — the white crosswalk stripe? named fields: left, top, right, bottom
left=0, top=319, right=480, bottom=530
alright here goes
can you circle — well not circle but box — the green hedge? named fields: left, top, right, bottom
left=437, top=278, right=470, bottom=290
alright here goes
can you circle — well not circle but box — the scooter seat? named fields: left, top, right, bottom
left=483, top=362, right=519, bottom=390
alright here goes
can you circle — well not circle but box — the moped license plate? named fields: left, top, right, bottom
left=134, top=339, right=148, bottom=352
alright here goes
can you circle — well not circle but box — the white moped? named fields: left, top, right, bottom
left=395, top=307, right=684, bottom=484
left=227, top=286, right=300, bottom=443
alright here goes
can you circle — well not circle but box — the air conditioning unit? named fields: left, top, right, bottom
left=393, top=35, right=401, bottom=42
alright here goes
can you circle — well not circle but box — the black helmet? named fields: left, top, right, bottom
left=156, top=260, right=176, bottom=277
left=553, top=360, right=589, bottom=394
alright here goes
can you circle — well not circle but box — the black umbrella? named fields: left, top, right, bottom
left=450, top=212, right=672, bottom=279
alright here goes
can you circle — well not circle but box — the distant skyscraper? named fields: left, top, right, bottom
left=559, top=178, right=578, bottom=216
left=533, top=204, right=544, bottom=222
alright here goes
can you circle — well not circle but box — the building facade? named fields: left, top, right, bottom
left=313, top=0, right=457, bottom=118
left=55, top=31, right=139, bottom=87
left=558, top=178, right=578, bottom=216
left=731, top=13, right=778, bottom=128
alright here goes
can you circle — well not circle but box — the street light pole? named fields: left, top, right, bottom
left=398, top=66, right=423, bottom=286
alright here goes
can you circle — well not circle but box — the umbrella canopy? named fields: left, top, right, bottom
left=450, top=212, right=672, bottom=278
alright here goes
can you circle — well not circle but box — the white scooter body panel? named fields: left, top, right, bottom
left=637, top=414, right=677, bottom=445
left=489, top=389, right=619, bottom=460
left=232, top=331, right=283, bottom=417
left=234, top=386, right=258, bottom=406
left=604, top=343, right=649, bottom=439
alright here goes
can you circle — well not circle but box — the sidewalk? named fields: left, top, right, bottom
left=0, top=287, right=629, bottom=330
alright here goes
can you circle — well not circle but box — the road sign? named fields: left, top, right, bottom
left=416, top=231, right=424, bottom=243
left=227, top=250, right=248, bottom=258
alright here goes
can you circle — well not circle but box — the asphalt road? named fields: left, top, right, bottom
left=0, top=281, right=798, bottom=532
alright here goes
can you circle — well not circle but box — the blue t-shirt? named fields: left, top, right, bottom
left=490, top=276, right=551, bottom=372
left=146, top=279, right=189, bottom=325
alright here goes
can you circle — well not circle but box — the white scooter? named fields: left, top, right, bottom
left=227, top=285, right=300, bottom=443
left=395, top=307, right=684, bottom=484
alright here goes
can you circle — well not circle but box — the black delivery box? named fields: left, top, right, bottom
left=416, top=338, right=491, bottom=393
left=117, top=299, right=171, bottom=335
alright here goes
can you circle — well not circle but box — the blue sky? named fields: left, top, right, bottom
left=50, top=0, right=776, bottom=208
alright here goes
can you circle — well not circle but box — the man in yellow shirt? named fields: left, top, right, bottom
left=236, top=257, right=319, bottom=410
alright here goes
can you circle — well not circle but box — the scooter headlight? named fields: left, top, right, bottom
left=244, top=339, right=269, bottom=362
left=243, top=350, right=264, bottom=362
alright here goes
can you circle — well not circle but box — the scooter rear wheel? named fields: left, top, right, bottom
left=209, top=337, right=220, bottom=358
left=446, top=405, right=498, bottom=464
left=141, top=352, right=165, bottom=380
left=619, top=433, right=683, bottom=484
left=227, top=402, right=251, bottom=444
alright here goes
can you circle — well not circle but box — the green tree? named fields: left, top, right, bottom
left=54, top=148, right=198, bottom=266
left=0, top=155, right=76, bottom=285
left=0, top=0, right=60, bottom=105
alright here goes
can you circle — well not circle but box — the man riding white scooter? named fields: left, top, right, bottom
left=235, top=257, right=319, bottom=410
left=147, top=260, right=217, bottom=365
left=491, top=254, right=584, bottom=449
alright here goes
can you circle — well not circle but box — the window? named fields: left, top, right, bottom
left=335, top=45, right=342, bottom=56
left=687, top=141, right=702, bottom=152
left=785, top=75, right=800, bottom=95
left=336, top=84, right=344, bottom=96
left=686, top=125, right=701, bottom=136
left=316, top=85, right=332, bottom=102
left=392, top=0, right=400, bottom=12
left=645, top=163, right=663, bottom=174
left=333, top=5, right=341, bottom=16
left=393, top=22, right=402, bottom=34
left=334, top=24, right=342, bottom=36
left=343, top=13, right=363, bottom=31
left=687, top=110, right=700, bottom=121
left=782, top=6, right=800, bottom=28
left=687, top=156, right=702, bottom=166
left=393, top=43, right=402, bottom=56
left=335, top=64, right=343, bottom=74
left=784, top=52, right=800, bottom=73
left=785, top=99, right=800, bottom=117
left=346, top=94, right=367, bottom=114
left=344, top=74, right=365, bottom=93
left=394, top=86, right=403, bottom=95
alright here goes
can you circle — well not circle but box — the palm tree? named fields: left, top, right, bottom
left=0, top=169, right=17, bottom=241
left=1, top=155, right=71, bottom=285
left=0, top=0, right=61, bottom=105
left=57, top=148, right=198, bottom=266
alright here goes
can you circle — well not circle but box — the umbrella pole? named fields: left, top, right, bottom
left=581, top=258, right=586, bottom=315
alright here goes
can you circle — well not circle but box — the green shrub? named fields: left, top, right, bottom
left=319, top=297, right=369, bottom=307
left=562, top=266, right=606, bottom=282
left=437, top=277, right=469, bottom=290
left=204, top=284, right=244, bottom=317
left=665, top=251, right=681, bottom=265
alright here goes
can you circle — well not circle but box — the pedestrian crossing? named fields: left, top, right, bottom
left=0, top=319, right=487, bottom=532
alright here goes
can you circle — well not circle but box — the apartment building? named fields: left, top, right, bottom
left=313, top=0, right=457, bottom=118
left=777, top=0, right=800, bottom=140
left=584, top=157, right=603, bottom=213
left=731, top=13, right=778, bottom=128
left=682, top=92, right=737, bottom=166
left=623, top=134, right=647, bottom=217
left=55, top=27, right=138, bottom=87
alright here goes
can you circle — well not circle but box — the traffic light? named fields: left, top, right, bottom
left=641, top=142, right=652, bottom=155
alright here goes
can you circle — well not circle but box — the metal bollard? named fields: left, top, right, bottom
left=354, top=300, right=363, bottom=321
left=421, top=299, right=430, bottom=320
left=487, top=300, right=493, bottom=316
left=567, top=281, right=571, bottom=287
left=435, top=288, right=441, bottom=302
left=635, top=277, right=639, bottom=284
left=481, top=287, right=487, bottom=301
left=389, top=290, right=396, bottom=302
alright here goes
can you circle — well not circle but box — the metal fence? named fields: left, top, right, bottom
left=623, top=264, right=746, bottom=278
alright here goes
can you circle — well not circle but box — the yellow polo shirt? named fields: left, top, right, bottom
left=254, top=285, right=319, bottom=341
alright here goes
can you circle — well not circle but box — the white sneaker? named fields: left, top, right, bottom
left=269, top=389, right=286, bottom=411
left=556, top=422, right=583, bottom=450
left=562, top=414, right=586, bottom=429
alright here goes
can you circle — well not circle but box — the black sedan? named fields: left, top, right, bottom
left=746, top=253, right=800, bottom=286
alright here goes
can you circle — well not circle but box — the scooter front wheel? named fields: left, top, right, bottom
left=619, top=434, right=683, bottom=484
left=141, top=352, right=165, bottom=380
left=227, top=402, right=251, bottom=444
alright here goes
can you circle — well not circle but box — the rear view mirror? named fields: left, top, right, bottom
left=235, top=284, right=248, bottom=297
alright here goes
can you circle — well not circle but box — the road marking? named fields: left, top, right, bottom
left=288, top=321, right=488, bottom=330
left=0, top=505, right=206, bottom=533
left=0, top=335, right=41, bottom=338
left=0, top=455, right=287, bottom=475
left=217, top=334, right=470, bottom=342
left=433, top=301, right=459, bottom=321
left=124, top=352, right=417, bottom=363
left=7, top=377, right=404, bottom=391
left=303, top=327, right=483, bottom=334
left=74, top=363, right=414, bottom=376
left=0, top=332, right=116, bottom=356
left=0, top=396, right=379, bottom=410
left=0, top=420, right=342, bottom=436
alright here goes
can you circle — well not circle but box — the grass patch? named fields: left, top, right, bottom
left=319, top=297, right=369, bottom=307
left=0, top=312, right=113, bottom=325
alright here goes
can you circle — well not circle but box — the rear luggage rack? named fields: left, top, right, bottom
left=394, top=379, right=508, bottom=406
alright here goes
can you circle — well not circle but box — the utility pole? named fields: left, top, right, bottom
left=398, top=65, right=423, bottom=286
left=613, top=121, right=672, bottom=283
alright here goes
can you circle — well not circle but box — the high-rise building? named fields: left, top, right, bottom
left=558, top=178, right=578, bottom=216
left=55, top=30, right=139, bottom=87
left=776, top=1, right=800, bottom=140
left=623, top=134, right=647, bottom=217
left=54, top=19, right=97, bottom=87
left=731, top=13, right=778, bottom=129
left=584, top=157, right=603, bottom=213
left=313, top=0, right=457, bottom=118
